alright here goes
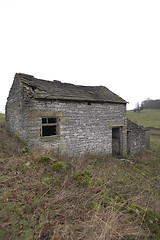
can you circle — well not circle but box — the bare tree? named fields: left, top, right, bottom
left=134, top=102, right=141, bottom=112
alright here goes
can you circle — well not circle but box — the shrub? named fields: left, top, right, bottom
left=52, top=161, right=72, bottom=172
left=103, top=190, right=126, bottom=211
left=73, top=170, right=93, bottom=187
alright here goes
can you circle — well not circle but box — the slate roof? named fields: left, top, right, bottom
left=15, top=73, right=127, bottom=104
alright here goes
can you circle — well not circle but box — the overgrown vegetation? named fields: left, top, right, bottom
left=1, top=112, right=160, bottom=239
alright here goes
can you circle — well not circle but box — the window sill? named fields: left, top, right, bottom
left=40, top=135, right=61, bottom=141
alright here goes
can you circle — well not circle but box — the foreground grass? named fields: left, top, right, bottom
left=0, top=125, right=160, bottom=239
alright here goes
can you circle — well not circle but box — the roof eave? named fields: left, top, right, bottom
left=34, top=96, right=127, bottom=104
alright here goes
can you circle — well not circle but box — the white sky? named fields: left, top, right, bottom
left=0, top=0, right=160, bottom=113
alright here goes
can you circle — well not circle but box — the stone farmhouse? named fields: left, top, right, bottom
left=6, top=73, right=149, bottom=156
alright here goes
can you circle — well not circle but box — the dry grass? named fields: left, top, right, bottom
left=1, top=125, right=160, bottom=239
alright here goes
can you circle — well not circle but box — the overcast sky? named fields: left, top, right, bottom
left=0, top=0, right=160, bottom=113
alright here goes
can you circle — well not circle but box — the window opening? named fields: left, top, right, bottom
left=41, top=117, right=59, bottom=137
left=42, top=118, right=47, bottom=124
left=48, top=118, right=57, bottom=123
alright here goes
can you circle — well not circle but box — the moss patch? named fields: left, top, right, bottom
left=73, top=170, right=93, bottom=187
left=43, top=177, right=59, bottom=184
left=127, top=203, right=160, bottom=238
left=52, top=161, right=71, bottom=172
left=88, top=201, right=102, bottom=212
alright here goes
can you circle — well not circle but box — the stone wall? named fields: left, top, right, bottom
left=6, top=77, right=32, bottom=140
left=127, top=119, right=150, bottom=155
left=5, top=77, right=22, bottom=136
left=25, top=99, right=128, bottom=156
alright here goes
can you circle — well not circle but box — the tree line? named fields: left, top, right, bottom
left=134, top=99, right=160, bottom=112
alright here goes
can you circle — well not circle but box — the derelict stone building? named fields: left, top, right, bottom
left=6, top=73, right=149, bottom=156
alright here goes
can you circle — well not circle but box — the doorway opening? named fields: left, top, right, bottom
left=112, top=127, right=121, bottom=155
left=127, top=131, right=131, bottom=154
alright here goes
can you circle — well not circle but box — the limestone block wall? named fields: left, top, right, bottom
left=127, top=119, right=150, bottom=155
left=23, top=99, right=127, bottom=156
left=5, top=77, right=22, bottom=136
left=6, top=78, right=32, bottom=141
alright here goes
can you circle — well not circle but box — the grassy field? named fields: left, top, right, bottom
left=127, top=109, right=160, bottom=129
left=0, top=113, right=5, bottom=125
left=1, top=113, right=160, bottom=239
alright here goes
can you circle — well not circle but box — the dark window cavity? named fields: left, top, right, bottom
left=41, top=117, right=59, bottom=137
left=48, top=118, right=57, bottom=123
left=42, top=118, right=47, bottom=124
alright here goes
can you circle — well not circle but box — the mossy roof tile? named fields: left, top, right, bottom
left=16, top=73, right=127, bottom=104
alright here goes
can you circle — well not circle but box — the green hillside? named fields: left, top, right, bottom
left=127, top=109, right=160, bottom=128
